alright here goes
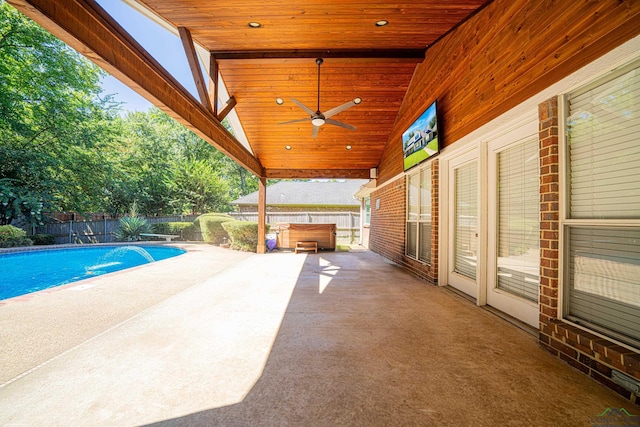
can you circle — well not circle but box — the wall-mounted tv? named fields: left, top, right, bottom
left=402, top=100, right=440, bottom=171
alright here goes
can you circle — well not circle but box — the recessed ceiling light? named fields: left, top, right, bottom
left=285, top=145, right=292, bottom=150
left=248, top=22, right=261, bottom=28
left=354, top=97, right=362, bottom=104
left=375, top=20, right=389, bottom=27
left=276, top=98, right=284, bottom=105
left=346, top=145, right=352, bottom=150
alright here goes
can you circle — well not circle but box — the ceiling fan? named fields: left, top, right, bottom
left=278, top=58, right=362, bottom=138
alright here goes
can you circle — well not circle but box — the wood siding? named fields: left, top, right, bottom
left=377, top=0, right=640, bottom=184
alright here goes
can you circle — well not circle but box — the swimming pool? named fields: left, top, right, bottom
left=0, top=245, right=186, bottom=300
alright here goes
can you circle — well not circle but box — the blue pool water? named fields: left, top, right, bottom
left=0, top=245, right=186, bottom=300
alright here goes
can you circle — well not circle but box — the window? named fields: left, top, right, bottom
left=564, top=58, right=640, bottom=347
left=454, top=161, right=477, bottom=280
left=364, top=196, right=371, bottom=225
left=406, top=165, right=431, bottom=263
left=497, top=138, right=539, bottom=302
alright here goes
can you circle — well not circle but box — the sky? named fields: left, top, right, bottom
left=95, top=0, right=198, bottom=113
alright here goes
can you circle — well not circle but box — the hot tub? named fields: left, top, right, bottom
left=274, top=223, right=336, bottom=251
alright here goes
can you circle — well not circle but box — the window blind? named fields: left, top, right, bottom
left=454, top=161, right=477, bottom=280
left=406, top=173, right=419, bottom=257
left=406, top=166, right=431, bottom=263
left=406, top=222, right=417, bottom=258
left=568, top=227, right=640, bottom=344
left=419, top=168, right=431, bottom=222
left=565, top=59, right=640, bottom=348
left=567, top=66, right=640, bottom=219
left=419, top=223, right=431, bottom=263
left=497, top=138, right=540, bottom=302
left=419, top=167, right=432, bottom=262
left=407, top=174, right=419, bottom=221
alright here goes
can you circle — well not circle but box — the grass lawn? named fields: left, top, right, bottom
left=404, top=137, right=439, bottom=170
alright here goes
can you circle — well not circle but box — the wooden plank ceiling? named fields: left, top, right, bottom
left=133, top=0, right=490, bottom=177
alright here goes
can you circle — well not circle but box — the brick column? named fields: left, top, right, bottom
left=430, top=159, right=439, bottom=283
left=538, top=97, right=560, bottom=342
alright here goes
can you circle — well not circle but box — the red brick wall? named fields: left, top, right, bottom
left=537, top=97, right=640, bottom=403
left=369, top=177, right=405, bottom=265
left=369, top=163, right=438, bottom=284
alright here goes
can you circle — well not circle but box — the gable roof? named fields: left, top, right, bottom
left=232, top=180, right=369, bottom=207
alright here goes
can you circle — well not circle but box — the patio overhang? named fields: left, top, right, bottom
left=6, top=0, right=491, bottom=180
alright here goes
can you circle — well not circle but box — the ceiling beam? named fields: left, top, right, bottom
left=177, top=26, right=213, bottom=114
left=212, top=49, right=425, bottom=61
left=7, top=0, right=264, bottom=178
left=265, top=169, right=371, bottom=179
left=217, top=96, right=236, bottom=121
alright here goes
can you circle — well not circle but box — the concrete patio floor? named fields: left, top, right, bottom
left=0, top=244, right=633, bottom=426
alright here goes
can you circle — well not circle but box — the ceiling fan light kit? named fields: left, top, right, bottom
left=278, top=57, right=361, bottom=138
left=311, top=117, right=326, bottom=127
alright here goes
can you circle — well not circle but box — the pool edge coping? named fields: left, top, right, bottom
left=0, top=242, right=211, bottom=305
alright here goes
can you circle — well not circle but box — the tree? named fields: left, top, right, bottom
left=0, top=178, right=46, bottom=226
left=1, top=0, right=273, bottom=222
left=0, top=1, right=121, bottom=222
left=116, top=110, right=175, bottom=215
left=167, top=159, right=231, bottom=214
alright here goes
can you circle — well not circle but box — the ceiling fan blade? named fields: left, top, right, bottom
left=291, top=98, right=316, bottom=116
left=312, top=124, right=320, bottom=138
left=278, top=117, right=312, bottom=125
left=325, top=118, right=356, bottom=131
left=323, top=100, right=357, bottom=119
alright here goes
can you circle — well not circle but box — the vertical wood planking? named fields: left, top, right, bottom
left=377, top=0, right=640, bottom=185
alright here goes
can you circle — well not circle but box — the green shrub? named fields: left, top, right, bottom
left=31, top=233, right=56, bottom=245
left=0, top=225, right=33, bottom=248
left=113, top=216, right=151, bottom=241
left=151, top=222, right=171, bottom=234
left=194, top=213, right=234, bottom=244
left=193, top=213, right=233, bottom=230
left=221, top=220, right=270, bottom=252
left=0, top=224, right=25, bottom=240
left=152, top=222, right=200, bottom=240
left=168, top=222, right=199, bottom=240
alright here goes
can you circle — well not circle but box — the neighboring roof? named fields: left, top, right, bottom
left=232, top=180, right=369, bottom=207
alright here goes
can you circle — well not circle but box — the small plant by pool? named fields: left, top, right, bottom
left=0, top=245, right=185, bottom=300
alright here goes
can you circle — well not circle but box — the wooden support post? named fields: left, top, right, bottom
left=257, top=178, right=267, bottom=254
left=178, top=26, right=213, bottom=114
left=209, top=54, right=219, bottom=117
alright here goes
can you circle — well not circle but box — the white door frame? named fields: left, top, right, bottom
left=438, top=112, right=540, bottom=327
left=442, top=146, right=481, bottom=300
left=485, top=116, right=539, bottom=327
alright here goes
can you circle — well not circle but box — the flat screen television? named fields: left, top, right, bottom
left=402, top=100, right=440, bottom=171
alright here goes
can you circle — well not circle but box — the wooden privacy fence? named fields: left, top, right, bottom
left=31, top=215, right=199, bottom=245
left=30, top=212, right=361, bottom=245
left=228, top=211, right=361, bottom=244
